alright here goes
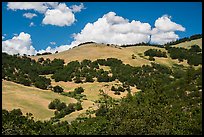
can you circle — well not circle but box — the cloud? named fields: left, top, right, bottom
left=23, top=12, right=37, bottom=19
left=150, top=14, right=185, bottom=44
left=2, top=36, right=5, bottom=40
left=29, top=22, right=35, bottom=27
left=2, top=32, right=36, bottom=55
left=7, top=2, right=49, bottom=13
left=151, top=31, right=179, bottom=45
left=154, top=14, right=185, bottom=32
left=42, top=3, right=76, bottom=27
left=70, top=3, right=85, bottom=13
left=7, top=2, right=84, bottom=27
left=37, top=45, right=71, bottom=54
left=71, top=12, right=151, bottom=45
left=50, top=42, right=56, bottom=45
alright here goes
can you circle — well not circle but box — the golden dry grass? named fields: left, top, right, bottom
left=2, top=78, right=139, bottom=122
left=172, top=38, right=202, bottom=49
left=30, top=44, right=159, bottom=67
left=2, top=80, right=77, bottom=121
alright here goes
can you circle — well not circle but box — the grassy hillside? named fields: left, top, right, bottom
left=31, top=38, right=202, bottom=67
left=2, top=77, right=139, bottom=122
left=2, top=38, right=202, bottom=123
left=172, top=38, right=202, bottom=49
left=2, top=80, right=77, bottom=121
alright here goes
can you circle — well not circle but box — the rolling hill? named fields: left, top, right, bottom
left=31, top=38, right=202, bottom=67
left=2, top=38, right=202, bottom=123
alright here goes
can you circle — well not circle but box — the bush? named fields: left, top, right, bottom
left=66, top=103, right=76, bottom=113
left=144, top=49, right=167, bottom=58
left=48, top=99, right=61, bottom=110
left=149, top=56, right=155, bottom=61
left=111, top=86, right=117, bottom=91
left=85, top=75, right=94, bottom=82
left=189, top=45, right=201, bottom=53
left=118, top=86, right=125, bottom=92
left=75, top=102, right=83, bottom=111
left=74, top=87, right=84, bottom=94
left=53, top=86, right=64, bottom=93
left=37, top=57, right=44, bottom=63
left=48, top=102, right=56, bottom=109
left=56, top=102, right=67, bottom=111
left=114, top=91, right=121, bottom=95
left=132, top=54, right=136, bottom=59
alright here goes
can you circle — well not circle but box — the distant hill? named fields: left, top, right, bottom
left=31, top=38, right=202, bottom=67
left=172, top=38, right=202, bottom=49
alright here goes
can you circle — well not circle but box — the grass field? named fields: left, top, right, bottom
left=172, top=38, right=202, bottom=49
left=2, top=78, right=139, bottom=122
left=2, top=80, right=77, bottom=121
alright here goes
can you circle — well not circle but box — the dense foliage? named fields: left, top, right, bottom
left=121, top=42, right=164, bottom=48
left=144, top=49, right=167, bottom=58
left=48, top=99, right=83, bottom=120
left=2, top=53, right=51, bottom=89
left=165, top=45, right=202, bottom=66
left=2, top=66, right=202, bottom=135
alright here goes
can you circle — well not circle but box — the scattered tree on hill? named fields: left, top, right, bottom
left=74, top=87, right=84, bottom=94
left=53, top=85, right=64, bottom=93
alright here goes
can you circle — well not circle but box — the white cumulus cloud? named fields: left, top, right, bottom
left=154, top=14, right=185, bottom=32
left=42, top=3, right=75, bottom=27
left=70, top=3, right=85, bottom=13
left=72, top=12, right=152, bottom=45
left=2, top=32, right=36, bottom=55
left=23, top=12, right=37, bottom=19
left=7, top=2, right=83, bottom=27
left=151, top=31, right=179, bottom=45
left=2, top=36, right=5, bottom=40
left=150, top=14, right=185, bottom=44
left=7, top=2, right=49, bottom=13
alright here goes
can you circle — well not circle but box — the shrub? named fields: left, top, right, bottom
left=114, top=91, right=121, bottom=95
left=118, top=86, right=125, bottom=92
left=56, top=102, right=67, bottom=111
left=149, top=56, right=155, bottom=61
left=48, top=99, right=61, bottom=110
left=53, top=85, right=64, bottom=93
left=111, top=86, right=117, bottom=91
left=75, top=102, right=83, bottom=111
left=85, top=75, right=94, bottom=82
left=74, top=87, right=84, bottom=94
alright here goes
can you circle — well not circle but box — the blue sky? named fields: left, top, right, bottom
left=2, top=2, right=202, bottom=55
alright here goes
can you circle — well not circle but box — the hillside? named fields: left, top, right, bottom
left=31, top=38, right=202, bottom=67
left=172, top=38, right=202, bottom=49
left=2, top=37, right=202, bottom=135
left=2, top=80, right=77, bottom=120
